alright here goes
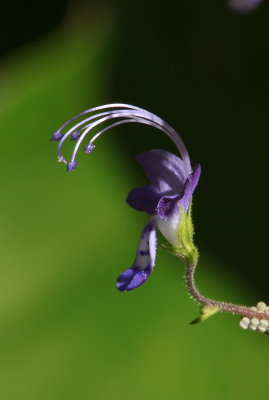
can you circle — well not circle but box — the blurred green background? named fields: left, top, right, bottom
left=0, top=1, right=268, bottom=399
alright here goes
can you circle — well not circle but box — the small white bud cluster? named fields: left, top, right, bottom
left=239, top=302, right=269, bottom=333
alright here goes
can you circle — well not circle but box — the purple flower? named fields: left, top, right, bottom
left=227, top=0, right=262, bottom=13
left=52, top=104, right=200, bottom=291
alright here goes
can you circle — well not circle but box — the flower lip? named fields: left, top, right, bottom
left=116, top=218, right=157, bottom=291
left=116, top=266, right=151, bottom=291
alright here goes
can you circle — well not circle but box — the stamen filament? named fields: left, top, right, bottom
left=55, top=103, right=142, bottom=134
left=82, top=116, right=173, bottom=154
left=54, top=104, right=192, bottom=174
left=84, top=118, right=152, bottom=152
left=89, top=117, right=170, bottom=145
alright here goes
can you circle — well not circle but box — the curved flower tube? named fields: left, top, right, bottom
left=51, top=104, right=200, bottom=291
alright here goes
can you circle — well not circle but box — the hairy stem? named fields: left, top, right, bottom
left=185, top=259, right=269, bottom=322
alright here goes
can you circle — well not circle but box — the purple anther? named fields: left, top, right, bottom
left=70, top=131, right=81, bottom=141
left=50, top=131, right=64, bottom=141
left=84, top=143, right=95, bottom=154
left=66, top=161, right=78, bottom=172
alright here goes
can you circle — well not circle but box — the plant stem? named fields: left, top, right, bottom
left=185, top=259, right=269, bottom=322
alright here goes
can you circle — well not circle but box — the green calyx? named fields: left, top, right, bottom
left=161, top=197, right=198, bottom=264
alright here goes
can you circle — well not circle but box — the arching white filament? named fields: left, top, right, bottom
left=55, top=104, right=192, bottom=174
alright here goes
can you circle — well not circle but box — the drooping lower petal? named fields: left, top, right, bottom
left=116, top=218, right=157, bottom=291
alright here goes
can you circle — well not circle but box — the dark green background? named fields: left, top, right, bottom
left=0, top=1, right=268, bottom=399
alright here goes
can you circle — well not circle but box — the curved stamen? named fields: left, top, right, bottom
left=83, top=117, right=169, bottom=154
left=89, top=117, right=168, bottom=145
left=55, top=104, right=192, bottom=174
left=57, top=110, right=145, bottom=163
left=64, top=113, right=149, bottom=171
left=75, top=110, right=191, bottom=174
left=55, top=103, right=143, bottom=135
left=70, top=126, right=85, bottom=141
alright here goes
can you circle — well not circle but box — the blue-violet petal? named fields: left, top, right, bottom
left=117, top=218, right=157, bottom=291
